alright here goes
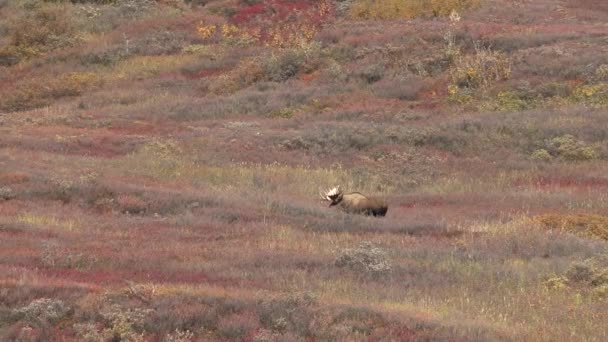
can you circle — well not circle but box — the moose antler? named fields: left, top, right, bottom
left=321, top=186, right=341, bottom=201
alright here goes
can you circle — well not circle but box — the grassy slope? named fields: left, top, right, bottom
left=1, top=0, right=608, bottom=340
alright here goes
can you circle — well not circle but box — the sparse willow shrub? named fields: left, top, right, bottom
left=210, top=57, right=266, bottom=94
left=205, top=84, right=317, bottom=117
left=566, top=261, right=595, bottom=283
left=335, top=241, right=392, bottom=277
left=470, top=219, right=605, bottom=262
left=281, top=122, right=431, bottom=154
left=100, top=305, right=152, bottom=342
left=489, top=33, right=569, bottom=53
left=73, top=0, right=157, bottom=33
left=270, top=200, right=327, bottom=219
left=264, top=42, right=323, bottom=82
left=79, top=46, right=129, bottom=66
left=354, top=62, right=385, bottom=84
left=132, top=29, right=191, bottom=56
left=564, top=258, right=608, bottom=296
left=217, top=313, right=259, bottom=340
left=536, top=82, right=572, bottom=99
left=0, top=186, right=15, bottom=200
left=317, top=307, right=387, bottom=339
left=164, top=328, right=194, bottom=342
left=257, top=293, right=315, bottom=336
left=116, top=194, right=148, bottom=214
left=125, top=139, right=190, bottom=179
left=371, top=76, right=430, bottom=100
left=450, top=44, right=511, bottom=90
left=74, top=323, right=110, bottom=342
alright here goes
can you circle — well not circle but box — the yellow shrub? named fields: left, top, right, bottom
left=447, top=85, right=473, bottom=104
left=545, top=134, right=598, bottom=161
left=111, top=55, right=197, bottom=81
left=535, top=214, right=608, bottom=241
left=58, top=72, right=103, bottom=96
left=196, top=21, right=216, bottom=39
left=531, top=149, right=552, bottom=161
left=350, top=0, right=481, bottom=19
left=495, top=91, right=532, bottom=111
left=450, top=46, right=511, bottom=90
left=596, top=65, right=608, bottom=80
left=571, top=83, right=608, bottom=107
left=543, top=275, right=568, bottom=290
left=0, top=72, right=102, bottom=112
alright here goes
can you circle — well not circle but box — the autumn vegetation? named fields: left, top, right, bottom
left=1, top=0, right=608, bottom=340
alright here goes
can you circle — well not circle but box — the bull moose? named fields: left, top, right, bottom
left=320, top=186, right=388, bottom=217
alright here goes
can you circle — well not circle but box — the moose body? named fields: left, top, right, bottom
left=321, top=186, right=388, bottom=217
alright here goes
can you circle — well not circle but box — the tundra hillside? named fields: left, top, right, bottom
left=1, top=0, right=608, bottom=340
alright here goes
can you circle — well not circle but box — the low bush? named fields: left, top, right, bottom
left=217, top=313, right=259, bottom=340
left=280, top=123, right=430, bottom=154
left=371, top=76, right=430, bottom=100
left=257, top=293, right=315, bottom=336
left=264, top=43, right=323, bottom=82
left=12, top=298, right=71, bottom=326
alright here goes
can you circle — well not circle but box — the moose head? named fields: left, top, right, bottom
left=320, top=186, right=388, bottom=217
